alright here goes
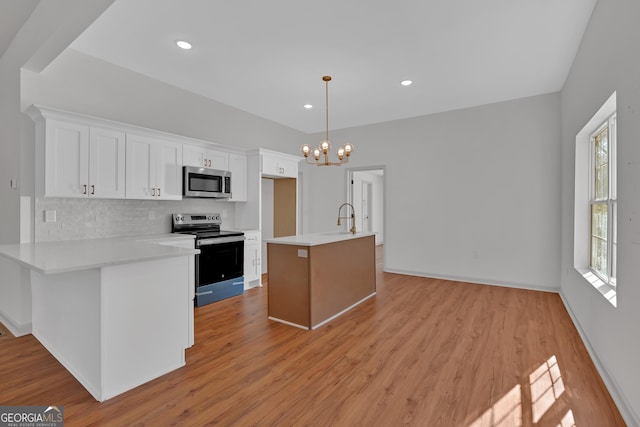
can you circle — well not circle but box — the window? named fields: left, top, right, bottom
left=589, top=115, right=616, bottom=286
left=574, top=92, right=617, bottom=306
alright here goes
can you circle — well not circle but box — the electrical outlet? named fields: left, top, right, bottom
left=44, top=210, right=56, bottom=223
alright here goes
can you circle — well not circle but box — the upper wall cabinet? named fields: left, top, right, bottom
left=126, top=134, right=183, bottom=200
left=261, top=150, right=300, bottom=178
left=27, top=105, right=251, bottom=203
left=29, top=110, right=126, bottom=198
left=183, top=145, right=229, bottom=170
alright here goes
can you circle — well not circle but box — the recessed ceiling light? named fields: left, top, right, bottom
left=401, top=80, right=413, bottom=86
left=176, top=40, right=192, bottom=50
left=304, top=104, right=313, bottom=109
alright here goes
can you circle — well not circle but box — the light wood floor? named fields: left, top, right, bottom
left=0, top=246, right=625, bottom=426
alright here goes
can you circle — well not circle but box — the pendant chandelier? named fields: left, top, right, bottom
left=301, top=76, right=354, bottom=166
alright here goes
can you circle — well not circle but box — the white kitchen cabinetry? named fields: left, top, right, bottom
left=261, top=152, right=298, bottom=178
left=243, top=230, right=261, bottom=288
left=42, top=120, right=125, bottom=198
left=126, top=133, right=183, bottom=200
left=183, top=144, right=229, bottom=170
left=229, top=152, right=247, bottom=202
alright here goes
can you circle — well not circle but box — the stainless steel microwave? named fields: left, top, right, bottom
left=183, top=166, right=232, bottom=198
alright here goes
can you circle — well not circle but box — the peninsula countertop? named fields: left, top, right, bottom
left=0, top=234, right=199, bottom=275
left=266, top=231, right=375, bottom=247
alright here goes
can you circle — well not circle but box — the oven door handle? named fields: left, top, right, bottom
left=196, top=291, right=213, bottom=296
left=197, top=236, right=245, bottom=246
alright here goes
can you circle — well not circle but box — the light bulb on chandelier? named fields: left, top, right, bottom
left=300, top=76, right=354, bottom=166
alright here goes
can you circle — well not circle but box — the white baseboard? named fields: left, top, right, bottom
left=383, top=267, right=559, bottom=293
left=559, top=291, right=639, bottom=427
left=0, top=309, right=32, bottom=337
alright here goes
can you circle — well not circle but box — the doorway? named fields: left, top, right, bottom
left=347, top=167, right=385, bottom=246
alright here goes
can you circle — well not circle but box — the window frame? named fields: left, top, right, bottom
left=588, top=113, right=616, bottom=288
left=573, top=91, right=617, bottom=307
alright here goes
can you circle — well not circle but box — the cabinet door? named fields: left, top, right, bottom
left=125, top=134, right=155, bottom=199
left=182, top=145, right=205, bottom=167
left=229, top=153, right=247, bottom=201
left=154, top=140, right=183, bottom=200
left=261, top=154, right=280, bottom=177
left=203, top=148, right=229, bottom=170
left=89, top=127, right=126, bottom=198
left=279, top=158, right=298, bottom=178
left=261, top=153, right=299, bottom=178
left=45, top=120, right=89, bottom=197
left=243, top=231, right=261, bottom=283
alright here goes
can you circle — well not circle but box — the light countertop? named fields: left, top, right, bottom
left=266, top=231, right=375, bottom=247
left=0, top=234, right=199, bottom=275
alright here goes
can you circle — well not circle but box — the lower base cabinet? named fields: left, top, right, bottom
left=195, top=277, right=244, bottom=307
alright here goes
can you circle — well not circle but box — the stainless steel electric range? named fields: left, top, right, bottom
left=172, top=213, right=244, bottom=307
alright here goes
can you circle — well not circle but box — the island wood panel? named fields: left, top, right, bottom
left=267, top=242, right=310, bottom=327
left=309, top=235, right=376, bottom=327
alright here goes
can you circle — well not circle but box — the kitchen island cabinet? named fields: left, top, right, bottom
left=0, top=235, right=198, bottom=402
left=266, top=232, right=375, bottom=329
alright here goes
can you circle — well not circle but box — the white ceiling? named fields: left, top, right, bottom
left=66, top=1, right=594, bottom=133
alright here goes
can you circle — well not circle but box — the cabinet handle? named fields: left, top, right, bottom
left=82, top=184, right=87, bottom=194
left=152, top=188, right=156, bottom=197
left=157, top=188, right=161, bottom=197
left=90, top=185, right=95, bottom=195
left=208, top=159, right=212, bottom=167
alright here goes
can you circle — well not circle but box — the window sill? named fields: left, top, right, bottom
left=575, top=268, right=617, bottom=307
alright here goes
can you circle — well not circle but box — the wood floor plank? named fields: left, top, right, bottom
left=0, top=247, right=626, bottom=426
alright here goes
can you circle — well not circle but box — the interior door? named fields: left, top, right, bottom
left=361, top=180, right=372, bottom=232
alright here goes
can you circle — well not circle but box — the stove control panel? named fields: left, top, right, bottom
left=172, top=213, right=221, bottom=226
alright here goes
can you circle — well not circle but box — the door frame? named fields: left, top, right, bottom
left=345, top=165, right=386, bottom=267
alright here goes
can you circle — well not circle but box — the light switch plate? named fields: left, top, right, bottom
left=297, top=249, right=308, bottom=258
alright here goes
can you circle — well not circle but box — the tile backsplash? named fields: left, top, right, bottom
left=35, top=197, right=236, bottom=242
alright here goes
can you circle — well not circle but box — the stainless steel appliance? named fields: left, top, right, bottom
left=183, top=166, right=232, bottom=199
left=172, top=213, right=244, bottom=306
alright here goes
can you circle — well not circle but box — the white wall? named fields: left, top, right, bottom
left=560, top=0, right=640, bottom=424
left=302, top=93, right=562, bottom=291
left=21, top=49, right=307, bottom=154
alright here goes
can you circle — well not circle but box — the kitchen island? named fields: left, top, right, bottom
left=0, top=234, right=198, bottom=401
left=266, top=232, right=376, bottom=329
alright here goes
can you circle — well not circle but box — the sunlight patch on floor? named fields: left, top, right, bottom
left=558, top=409, right=576, bottom=427
left=468, top=384, right=522, bottom=427
left=530, top=355, right=565, bottom=423
left=468, top=355, right=571, bottom=427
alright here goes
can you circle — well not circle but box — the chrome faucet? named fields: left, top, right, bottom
left=337, top=203, right=357, bottom=234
